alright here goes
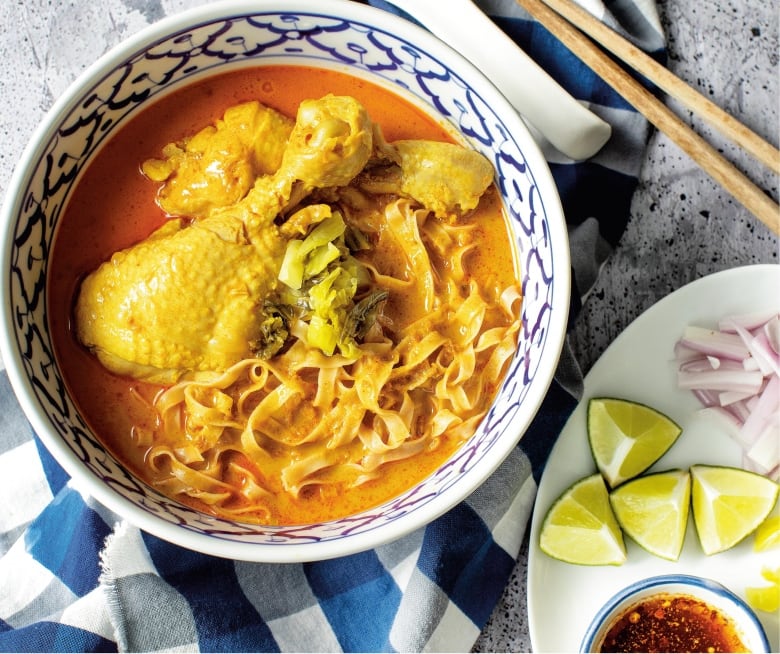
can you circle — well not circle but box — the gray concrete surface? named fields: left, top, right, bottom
left=0, top=0, right=777, bottom=651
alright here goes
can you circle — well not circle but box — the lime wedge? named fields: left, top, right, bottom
left=539, top=473, right=627, bottom=566
left=746, top=584, right=780, bottom=613
left=760, top=566, right=780, bottom=584
left=588, top=397, right=682, bottom=488
left=691, top=464, right=780, bottom=555
left=746, top=567, right=780, bottom=613
left=754, top=515, right=780, bottom=551
left=609, top=469, right=691, bottom=561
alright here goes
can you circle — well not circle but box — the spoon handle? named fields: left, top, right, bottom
left=383, top=0, right=611, bottom=160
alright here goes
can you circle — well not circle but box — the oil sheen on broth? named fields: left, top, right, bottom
left=49, top=66, right=521, bottom=525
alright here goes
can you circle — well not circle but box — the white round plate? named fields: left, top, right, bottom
left=527, top=264, right=780, bottom=652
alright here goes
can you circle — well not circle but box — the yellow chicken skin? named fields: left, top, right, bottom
left=357, top=139, right=493, bottom=219
left=75, top=94, right=494, bottom=382
left=214, top=94, right=375, bottom=237
left=76, top=95, right=375, bottom=382
left=141, top=101, right=294, bottom=219
left=280, top=95, right=373, bottom=189
left=76, top=216, right=285, bottom=384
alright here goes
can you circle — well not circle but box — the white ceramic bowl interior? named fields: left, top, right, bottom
left=581, top=574, right=770, bottom=653
left=0, top=0, right=569, bottom=561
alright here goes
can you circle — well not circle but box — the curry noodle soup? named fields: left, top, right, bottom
left=49, top=66, right=521, bottom=525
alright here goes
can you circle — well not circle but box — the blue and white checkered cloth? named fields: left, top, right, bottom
left=0, top=1, right=664, bottom=651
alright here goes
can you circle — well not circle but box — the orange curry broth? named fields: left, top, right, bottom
left=48, top=66, right=518, bottom=524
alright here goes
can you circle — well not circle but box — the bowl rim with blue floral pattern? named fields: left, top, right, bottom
left=0, top=0, right=569, bottom=562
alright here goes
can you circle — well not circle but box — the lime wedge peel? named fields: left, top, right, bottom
left=587, top=397, right=683, bottom=488
left=539, top=473, right=627, bottom=566
left=754, top=515, right=780, bottom=552
left=691, top=464, right=780, bottom=555
left=609, top=469, right=691, bottom=561
left=540, top=395, right=779, bottom=567
left=746, top=566, right=780, bottom=613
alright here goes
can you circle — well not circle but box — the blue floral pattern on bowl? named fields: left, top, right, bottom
left=2, top=3, right=567, bottom=560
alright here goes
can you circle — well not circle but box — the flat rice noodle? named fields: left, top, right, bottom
left=451, top=289, right=486, bottom=347
left=226, top=461, right=273, bottom=502
left=482, top=326, right=520, bottom=384
left=384, top=200, right=435, bottom=312
left=400, top=331, right=448, bottom=368
left=358, top=437, right=427, bottom=472
left=312, top=365, right=339, bottom=408
left=500, top=285, right=522, bottom=319
left=442, top=345, right=476, bottom=387
left=322, top=395, right=367, bottom=449
left=148, top=447, right=233, bottom=501
left=280, top=451, right=336, bottom=495
left=431, top=409, right=462, bottom=437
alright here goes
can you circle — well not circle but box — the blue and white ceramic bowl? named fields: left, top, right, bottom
left=581, top=574, right=770, bottom=653
left=0, top=0, right=569, bottom=562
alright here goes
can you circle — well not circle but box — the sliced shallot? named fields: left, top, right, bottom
left=676, top=311, right=780, bottom=480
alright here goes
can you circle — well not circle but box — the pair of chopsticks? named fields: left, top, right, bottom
left=516, top=0, right=780, bottom=235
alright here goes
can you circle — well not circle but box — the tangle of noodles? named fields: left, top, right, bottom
left=146, top=196, right=521, bottom=524
left=57, top=80, right=524, bottom=526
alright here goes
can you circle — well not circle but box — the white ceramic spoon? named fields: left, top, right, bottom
left=383, top=0, right=611, bottom=160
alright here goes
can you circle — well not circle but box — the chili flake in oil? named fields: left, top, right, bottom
left=599, top=593, right=747, bottom=653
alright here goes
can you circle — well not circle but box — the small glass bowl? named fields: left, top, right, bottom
left=580, top=574, right=770, bottom=653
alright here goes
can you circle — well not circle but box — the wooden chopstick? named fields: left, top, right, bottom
left=540, top=0, right=780, bottom=175
left=515, top=0, right=780, bottom=235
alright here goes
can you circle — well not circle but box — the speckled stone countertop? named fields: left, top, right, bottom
left=476, top=1, right=778, bottom=650
left=0, top=0, right=777, bottom=651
